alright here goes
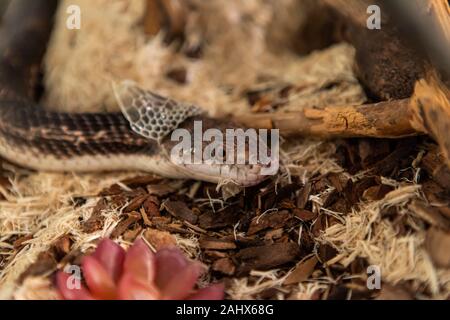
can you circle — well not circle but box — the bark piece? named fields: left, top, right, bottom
left=264, top=228, right=284, bottom=241
left=425, top=227, right=450, bottom=268
left=362, top=185, right=394, bottom=201
left=143, top=196, right=161, bottom=217
left=421, top=146, right=450, bottom=190
left=212, top=258, right=236, bottom=276
left=412, top=75, right=450, bottom=172
left=53, top=235, right=72, bottom=260
left=143, top=228, right=177, bottom=250
left=284, top=256, right=319, bottom=285
left=13, top=234, right=33, bottom=250
left=110, top=212, right=141, bottom=239
left=247, top=210, right=292, bottom=235
left=123, top=194, right=148, bottom=213
left=147, top=184, right=179, bottom=197
left=81, top=198, right=108, bottom=233
left=235, top=243, right=301, bottom=274
left=296, top=183, right=311, bottom=209
left=327, top=173, right=349, bottom=193
left=198, top=207, right=241, bottom=230
left=18, top=251, right=57, bottom=284
left=293, top=209, right=317, bottom=222
left=204, top=250, right=228, bottom=259
left=162, top=200, right=198, bottom=224
left=199, top=237, right=236, bottom=250
left=421, top=180, right=449, bottom=204
left=409, top=200, right=450, bottom=230
left=122, top=227, right=143, bottom=243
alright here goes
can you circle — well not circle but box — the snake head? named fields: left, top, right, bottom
left=115, top=82, right=278, bottom=187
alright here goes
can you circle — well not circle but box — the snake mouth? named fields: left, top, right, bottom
left=182, top=163, right=268, bottom=187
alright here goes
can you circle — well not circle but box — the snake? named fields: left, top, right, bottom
left=0, top=0, right=268, bottom=187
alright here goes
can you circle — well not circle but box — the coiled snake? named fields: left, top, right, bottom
left=0, top=0, right=267, bottom=187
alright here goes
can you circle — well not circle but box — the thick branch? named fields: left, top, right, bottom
left=236, top=99, right=416, bottom=139
left=412, top=73, right=450, bottom=168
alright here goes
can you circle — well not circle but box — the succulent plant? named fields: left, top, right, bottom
left=56, top=238, right=224, bottom=300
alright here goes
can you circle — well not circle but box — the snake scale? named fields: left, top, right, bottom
left=0, top=0, right=267, bottom=187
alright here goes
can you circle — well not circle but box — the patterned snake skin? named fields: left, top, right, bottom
left=0, top=0, right=266, bottom=186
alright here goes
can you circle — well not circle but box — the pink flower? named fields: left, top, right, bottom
left=56, top=238, right=224, bottom=300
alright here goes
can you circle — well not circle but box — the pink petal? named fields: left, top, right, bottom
left=123, top=239, right=156, bottom=284
left=56, top=271, right=94, bottom=300
left=160, top=262, right=205, bottom=300
left=154, top=247, right=190, bottom=289
left=117, top=273, right=160, bottom=300
left=188, top=284, right=225, bottom=300
left=92, top=239, right=125, bottom=283
left=82, top=256, right=117, bottom=300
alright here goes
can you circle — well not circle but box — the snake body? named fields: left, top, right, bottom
left=0, top=0, right=266, bottom=186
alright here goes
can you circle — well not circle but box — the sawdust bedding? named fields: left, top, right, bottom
left=0, top=0, right=450, bottom=300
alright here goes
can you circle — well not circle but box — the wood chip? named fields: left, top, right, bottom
left=293, top=208, right=317, bottom=222
left=296, top=183, right=312, bottom=209
left=140, top=208, right=152, bottom=226
left=13, top=234, right=33, bottom=250
left=312, top=215, right=327, bottom=237
left=421, top=180, right=448, bottom=204
left=327, top=173, right=349, bottom=192
left=370, top=144, right=415, bottom=176
left=198, top=209, right=241, bottom=230
left=247, top=210, right=292, bottom=235
left=318, top=244, right=338, bottom=264
left=122, top=227, right=143, bottom=242
left=162, top=200, right=198, bottom=224
left=421, top=147, right=450, bottom=190
left=264, top=228, right=284, bottom=241
left=151, top=216, right=172, bottom=226
left=437, top=206, right=450, bottom=220
left=212, top=258, right=236, bottom=275
left=143, top=228, right=177, bottom=250
left=284, top=256, right=318, bottom=285
left=425, top=227, right=450, bottom=268
left=143, top=195, right=160, bottom=217
left=110, top=212, right=141, bottom=239
left=81, top=198, right=108, bottom=233
left=199, top=237, right=237, bottom=250
left=409, top=200, right=450, bottom=230
left=123, top=194, right=148, bottom=213
left=52, top=235, right=72, bottom=259
left=121, top=175, right=163, bottom=188
left=18, top=251, right=57, bottom=284
left=235, top=243, right=300, bottom=274
left=147, top=184, right=178, bottom=197
left=362, top=184, right=394, bottom=201
left=204, top=250, right=228, bottom=259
